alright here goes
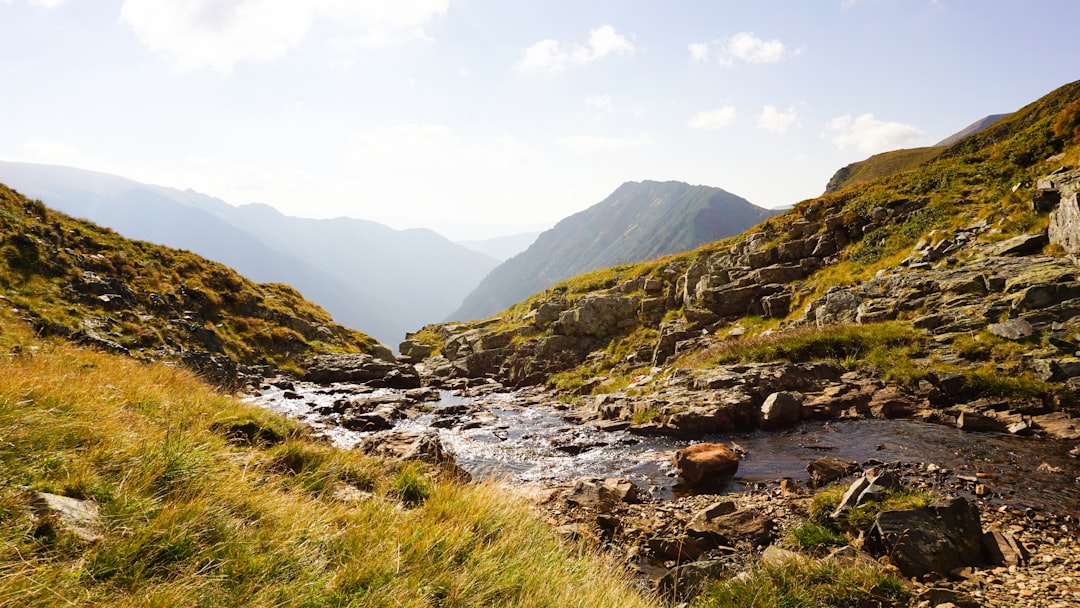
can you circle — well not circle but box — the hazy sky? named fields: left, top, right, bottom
left=2, top=1, right=1078, bottom=240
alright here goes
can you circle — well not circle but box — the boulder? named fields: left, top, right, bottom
left=760, top=391, right=802, bottom=429
left=982, top=530, right=1029, bottom=567
left=672, top=443, right=740, bottom=483
left=397, top=339, right=434, bottom=363
left=806, top=456, right=860, bottom=488
left=656, top=559, right=727, bottom=601
left=356, top=429, right=455, bottom=466
left=565, top=477, right=645, bottom=510
left=687, top=507, right=775, bottom=548
left=985, top=232, right=1048, bottom=256
left=987, top=318, right=1035, bottom=340
left=304, top=353, right=421, bottom=388
left=957, top=411, right=1007, bottom=433
left=867, top=496, right=987, bottom=578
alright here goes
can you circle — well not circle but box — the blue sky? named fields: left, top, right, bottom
left=1, top=0, right=1078, bottom=239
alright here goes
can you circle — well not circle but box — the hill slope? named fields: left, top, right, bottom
left=409, top=79, right=1080, bottom=416
left=0, top=183, right=377, bottom=383
left=0, top=162, right=499, bottom=346
left=448, top=180, right=775, bottom=322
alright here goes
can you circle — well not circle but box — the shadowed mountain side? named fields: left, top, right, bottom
left=448, top=180, right=776, bottom=322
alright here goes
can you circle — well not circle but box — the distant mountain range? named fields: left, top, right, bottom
left=0, top=161, right=498, bottom=347
left=457, top=231, right=542, bottom=261
left=448, top=180, right=777, bottom=322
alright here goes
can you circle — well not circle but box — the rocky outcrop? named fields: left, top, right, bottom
left=304, top=353, right=420, bottom=389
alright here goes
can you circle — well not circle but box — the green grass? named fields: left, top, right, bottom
left=785, top=522, right=847, bottom=551
left=693, top=559, right=908, bottom=608
left=0, top=309, right=656, bottom=608
left=680, top=322, right=924, bottom=370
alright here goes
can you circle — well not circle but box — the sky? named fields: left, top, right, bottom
left=1, top=1, right=1079, bottom=240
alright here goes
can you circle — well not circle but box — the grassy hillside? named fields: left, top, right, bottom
left=0, top=183, right=378, bottom=378
left=823, top=147, right=944, bottom=193
left=0, top=306, right=656, bottom=607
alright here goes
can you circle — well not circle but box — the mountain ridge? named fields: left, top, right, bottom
left=447, top=179, right=777, bottom=322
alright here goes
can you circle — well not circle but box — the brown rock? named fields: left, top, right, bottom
left=672, top=443, right=740, bottom=483
left=806, top=456, right=860, bottom=488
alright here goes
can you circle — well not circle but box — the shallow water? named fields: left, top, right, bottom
left=247, top=383, right=1080, bottom=515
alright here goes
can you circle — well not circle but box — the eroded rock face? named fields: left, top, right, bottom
left=304, top=353, right=420, bottom=389
left=672, top=443, right=740, bottom=483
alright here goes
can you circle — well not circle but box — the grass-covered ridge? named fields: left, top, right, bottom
left=0, top=183, right=378, bottom=374
left=0, top=308, right=655, bottom=607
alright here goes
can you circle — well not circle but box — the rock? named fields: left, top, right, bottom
left=830, top=468, right=900, bottom=517
left=1031, top=412, right=1080, bottom=440
left=957, top=411, right=1006, bottom=433
left=806, top=456, right=860, bottom=488
left=982, top=530, right=1029, bottom=567
left=985, top=232, right=1048, bottom=256
left=304, top=353, right=421, bottom=389
left=647, top=536, right=705, bottom=563
left=656, top=559, right=727, bottom=601
left=565, top=477, right=644, bottom=510
left=672, top=443, right=740, bottom=484
left=29, top=491, right=102, bottom=542
left=987, top=318, right=1035, bottom=340
left=397, top=339, right=434, bottom=363
left=688, top=507, right=775, bottom=548
left=759, top=545, right=805, bottom=566
left=550, top=295, right=639, bottom=338
left=760, top=391, right=802, bottom=429
left=356, top=429, right=455, bottom=466
left=867, top=496, right=987, bottom=578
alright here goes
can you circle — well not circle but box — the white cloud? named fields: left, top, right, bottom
left=316, top=0, right=448, bottom=49
left=688, top=107, right=737, bottom=130
left=559, top=132, right=652, bottom=154
left=757, top=105, right=799, bottom=133
left=120, top=0, right=447, bottom=73
left=585, top=94, right=613, bottom=114
left=717, top=32, right=797, bottom=66
left=688, top=42, right=709, bottom=62
left=515, top=25, right=634, bottom=73
left=824, top=113, right=924, bottom=154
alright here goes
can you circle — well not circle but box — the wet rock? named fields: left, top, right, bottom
left=867, top=496, right=987, bottom=578
left=340, top=404, right=401, bottom=432
left=672, top=443, right=740, bottom=484
left=957, top=411, right=1007, bottom=433
left=806, top=456, right=860, bottom=488
left=29, top=491, right=102, bottom=543
left=760, top=391, right=802, bottom=429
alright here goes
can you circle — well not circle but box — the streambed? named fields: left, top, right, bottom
left=245, top=381, right=1079, bottom=517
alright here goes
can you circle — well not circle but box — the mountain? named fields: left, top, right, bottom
left=0, top=181, right=378, bottom=384
left=407, top=79, right=1080, bottom=415
left=457, top=231, right=543, bottom=261
left=935, top=112, right=1012, bottom=146
left=0, top=162, right=498, bottom=346
left=447, top=180, right=776, bottom=322
left=824, top=114, right=1013, bottom=194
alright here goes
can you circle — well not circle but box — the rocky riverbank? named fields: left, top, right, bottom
left=245, top=376, right=1080, bottom=607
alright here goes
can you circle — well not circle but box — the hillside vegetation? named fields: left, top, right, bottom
left=0, top=306, right=656, bottom=607
left=0, top=183, right=378, bottom=381
left=411, top=79, right=1080, bottom=409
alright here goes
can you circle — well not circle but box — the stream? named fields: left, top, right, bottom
left=245, top=382, right=1080, bottom=518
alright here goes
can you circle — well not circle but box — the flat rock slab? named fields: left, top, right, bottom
left=29, top=491, right=102, bottom=542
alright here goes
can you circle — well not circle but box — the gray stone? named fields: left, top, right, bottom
left=760, top=391, right=802, bottom=429
left=867, top=496, right=987, bottom=578
left=987, top=318, right=1034, bottom=340
left=688, top=507, right=775, bottom=548
left=985, top=232, right=1048, bottom=256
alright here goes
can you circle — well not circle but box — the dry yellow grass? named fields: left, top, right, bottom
left=0, top=308, right=657, bottom=608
